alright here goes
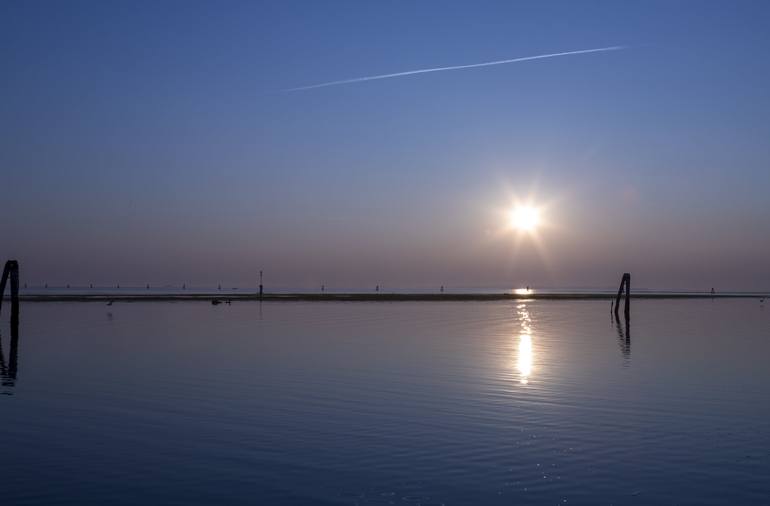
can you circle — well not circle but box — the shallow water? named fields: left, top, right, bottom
left=1, top=300, right=769, bottom=505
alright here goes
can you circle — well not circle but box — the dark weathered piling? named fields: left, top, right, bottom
left=0, top=260, right=20, bottom=319
left=0, top=263, right=8, bottom=313
left=259, top=270, right=263, bottom=300
left=0, top=315, right=19, bottom=386
left=614, top=272, right=630, bottom=319
left=614, top=308, right=631, bottom=360
left=8, top=308, right=19, bottom=380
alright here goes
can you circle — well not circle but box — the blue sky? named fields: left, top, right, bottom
left=2, top=1, right=770, bottom=290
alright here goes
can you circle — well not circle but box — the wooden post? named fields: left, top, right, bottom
left=9, top=313, right=19, bottom=381
left=0, top=263, right=9, bottom=314
left=0, top=314, right=19, bottom=386
left=259, top=270, right=263, bottom=300
left=10, top=262, right=18, bottom=322
left=614, top=308, right=631, bottom=360
left=614, top=272, right=630, bottom=319
left=0, top=260, right=20, bottom=319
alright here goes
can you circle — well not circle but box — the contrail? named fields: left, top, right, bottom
left=285, top=45, right=625, bottom=92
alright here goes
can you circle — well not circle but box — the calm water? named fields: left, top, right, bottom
left=1, top=300, right=769, bottom=505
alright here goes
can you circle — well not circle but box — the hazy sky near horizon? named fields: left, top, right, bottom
left=2, top=1, right=770, bottom=290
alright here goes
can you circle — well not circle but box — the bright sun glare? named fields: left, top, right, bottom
left=510, top=206, right=540, bottom=231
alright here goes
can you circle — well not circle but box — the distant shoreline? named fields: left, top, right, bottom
left=5, top=292, right=766, bottom=302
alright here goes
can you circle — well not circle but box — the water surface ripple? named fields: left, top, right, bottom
left=1, top=300, right=768, bottom=505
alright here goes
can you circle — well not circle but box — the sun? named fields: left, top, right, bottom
left=510, top=205, right=540, bottom=232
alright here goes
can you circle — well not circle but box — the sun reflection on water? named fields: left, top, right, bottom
left=516, top=303, right=534, bottom=384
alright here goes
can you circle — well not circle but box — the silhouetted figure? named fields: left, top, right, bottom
left=440, top=285, right=444, bottom=293
left=710, top=287, right=715, bottom=295
left=67, top=284, right=70, bottom=289
left=116, top=284, right=120, bottom=289
left=146, top=283, right=150, bottom=290
left=90, top=283, right=93, bottom=289
left=321, top=284, right=325, bottom=293
left=376, top=285, right=380, bottom=292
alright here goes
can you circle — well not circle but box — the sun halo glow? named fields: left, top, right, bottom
left=510, top=205, right=540, bottom=232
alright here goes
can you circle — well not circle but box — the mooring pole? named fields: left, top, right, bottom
left=9, top=309, right=19, bottom=380
left=624, top=273, right=630, bottom=318
left=259, top=270, right=263, bottom=300
left=614, top=272, right=630, bottom=319
left=614, top=308, right=631, bottom=360
left=0, top=312, right=20, bottom=385
left=0, top=260, right=20, bottom=318
left=0, top=263, right=9, bottom=314
left=10, top=261, right=19, bottom=321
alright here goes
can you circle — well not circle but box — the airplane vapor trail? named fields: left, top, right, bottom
left=285, top=45, right=625, bottom=92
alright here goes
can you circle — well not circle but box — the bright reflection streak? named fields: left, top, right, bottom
left=514, top=287, right=533, bottom=295
left=517, top=334, right=533, bottom=384
left=516, top=303, right=534, bottom=384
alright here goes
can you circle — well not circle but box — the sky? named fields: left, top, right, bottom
left=2, top=1, right=770, bottom=291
